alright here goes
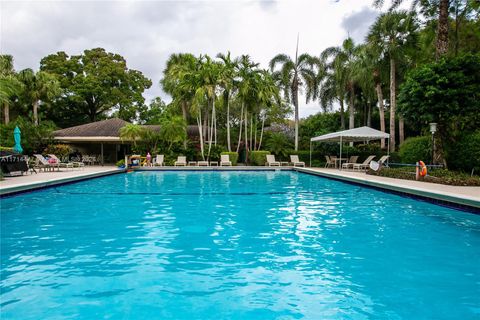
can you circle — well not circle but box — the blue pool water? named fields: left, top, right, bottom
left=1, top=171, right=479, bottom=319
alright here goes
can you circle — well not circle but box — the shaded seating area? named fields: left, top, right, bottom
left=310, top=127, right=390, bottom=170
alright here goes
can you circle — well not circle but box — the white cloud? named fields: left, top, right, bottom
left=1, top=0, right=380, bottom=119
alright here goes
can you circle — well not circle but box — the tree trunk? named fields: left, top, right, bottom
left=182, top=101, right=188, bottom=149
left=226, top=93, right=231, bottom=152
left=33, top=100, right=39, bottom=126
left=375, top=82, right=386, bottom=149
left=236, top=102, right=244, bottom=153
left=348, top=84, right=355, bottom=129
left=367, top=101, right=371, bottom=128
left=389, top=58, right=396, bottom=152
left=197, top=113, right=205, bottom=160
left=340, top=99, right=345, bottom=129
left=207, top=99, right=215, bottom=158
left=292, top=80, right=299, bottom=151
left=250, top=115, right=253, bottom=151
left=399, top=115, right=405, bottom=145
left=258, top=114, right=266, bottom=150
left=435, top=0, right=450, bottom=59
left=244, top=108, right=248, bottom=162
left=3, top=103, right=9, bottom=124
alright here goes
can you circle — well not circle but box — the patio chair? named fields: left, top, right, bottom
left=174, top=156, right=187, bottom=166
left=378, top=155, right=389, bottom=165
left=33, top=154, right=60, bottom=172
left=48, top=154, right=85, bottom=169
left=154, top=155, right=164, bottom=166
left=341, top=155, right=359, bottom=170
left=324, top=156, right=335, bottom=168
left=220, top=154, right=232, bottom=166
left=266, top=155, right=280, bottom=167
left=290, top=155, right=305, bottom=167
left=352, top=155, right=376, bottom=171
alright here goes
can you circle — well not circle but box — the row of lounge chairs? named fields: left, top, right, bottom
left=33, top=154, right=85, bottom=172
left=324, top=155, right=389, bottom=171
left=141, top=154, right=306, bottom=167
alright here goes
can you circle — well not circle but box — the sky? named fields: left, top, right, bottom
left=1, top=0, right=382, bottom=119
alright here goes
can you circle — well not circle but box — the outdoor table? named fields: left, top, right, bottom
left=197, top=161, right=209, bottom=166
left=334, top=157, right=348, bottom=169
left=209, top=161, right=219, bottom=166
left=280, top=161, right=289, bottom=166
left=188, top=161, right=197, bottom=166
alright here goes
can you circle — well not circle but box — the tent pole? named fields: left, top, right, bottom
left=339, top=136, right=342, bottom=170
left=309, top=140, right=312, bottom=167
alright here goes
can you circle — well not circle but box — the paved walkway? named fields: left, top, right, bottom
left=0, top=166, right=123, bottom=195
left=295, top=167, right=480, bottom=209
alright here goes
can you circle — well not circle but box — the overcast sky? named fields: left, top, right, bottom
left=1, top=0, right=382, bottom=118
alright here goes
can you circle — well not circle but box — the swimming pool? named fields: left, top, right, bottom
left=1, top=171, right=479, bottom=319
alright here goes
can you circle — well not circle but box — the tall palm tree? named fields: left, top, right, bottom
left=367, top=11, right=418, bottom=151
left=0, top=55, right=21, bottom=124
left=255, top=70, right=281, bottom=150
left=269, top=49, right=319, bottom=151
left=161, top=53, right=197, bottom=148
left=321, top=38, right=358, bottom=131
left=18, top=69, right=60, bottom=126
left=373, top=0, right=450, bottom=59
left=216, top=52, right=239, bottom=152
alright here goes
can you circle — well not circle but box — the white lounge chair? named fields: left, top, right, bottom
left=174, top=156, right=187, bottom=166
left=353, top=155, right=376, bottom=171
left=290, top=155, right=305, bottom=167
left=266, top=154, right=280, bottom=167
left=154, top=155, right=164, bottom=166
left=341, top=155, right=359, bottom=170
left=34, top=154, right=60, bottom=172
left=48, top=154, right=84, bottom=170
left=220, top=154, right=232, bottom=166
left=325, top=156, right=335, bottom=168
left=378, top=155, right=389, bottom=165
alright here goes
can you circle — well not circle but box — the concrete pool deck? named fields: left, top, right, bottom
left=0, top=166, right=124, bottom=196
left=295, top=167, right=480, bottom=210
left=1, top=166, right=478, bottom=210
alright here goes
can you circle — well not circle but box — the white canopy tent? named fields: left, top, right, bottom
left=309, top=126, right=390, bottom=168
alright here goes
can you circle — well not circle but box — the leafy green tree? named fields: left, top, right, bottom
left=159, top=115, right=187, bottom=150
left=321, top=38, right=358, bottom=131
left=119, top=123, right=145, bottom=148
left=374, top=0, right=450, bottom=59
left=0, top=55, right=22, bottom=124
left=17, top=69, right=60, bottom=126
left=216, top=52, right=239, bottom=152
left=398, top=54, right=480, bottom=166
left=40, top=48, right=152, bottom=123
left=139, top=97, right=167, bottom=125
left=367, top=11, right=418, bottom=151
left=0, top=117, right=56, bottom=154
left=270, top=50, right=320, bottom=150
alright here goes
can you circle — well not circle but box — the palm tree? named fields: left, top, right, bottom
left=119, top=123, right=145, bottom=148
left=367, top=11, right=418, bottom=151
left=0, top=55, right=21, bottom=124
left=159, top=115, right=187, bottom=150
left=161, top=53, right=197, bottom=148
left=321, top=38, right=358, bottom=131
left=269, top=49, right=319, bottom=151
left=17, top=69, right=60, bottom=126
left=373, top=0, right=449, bottom=59
left=255, top=70, right=281, bottom=150
left=216, top=52, right=239, bottom=152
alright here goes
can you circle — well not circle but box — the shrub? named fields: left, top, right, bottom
left=116, top=159, right=125, bottom=167
left=44, top=144, right=72, bottom=160
left=447, top=131, right=480, bottom=173
left=399, top=136, right=431, bottom=164
left=220, top=152, right=239, bottom=165
left=206, top=144, right=225, bottom=161
left=249, top=151, right=270, bottom=166
left=0, top=117, right=55, bottom=154
left=0, top=146, right=13, bottom=152
left=264, top=132, right=293, bottom=160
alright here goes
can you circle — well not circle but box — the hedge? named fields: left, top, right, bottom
left=399, top=136, right=431, bottom=164
left=447, top=131, right=480, bottom=173
left=249, top=151, right=270, bottom=166
left=220, top=152, right=239, bottom=165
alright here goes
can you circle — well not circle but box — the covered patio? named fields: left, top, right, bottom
left=309, top=126, right=390, bottom=168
